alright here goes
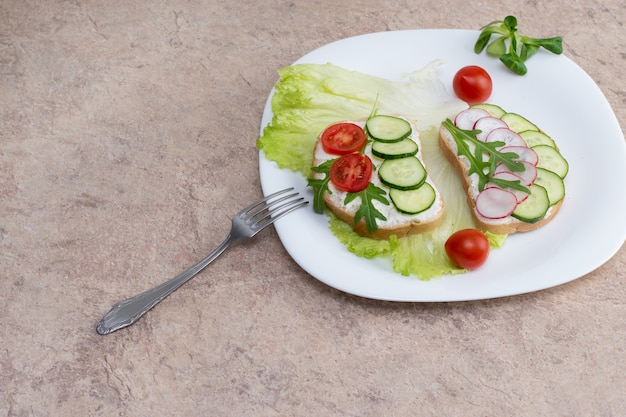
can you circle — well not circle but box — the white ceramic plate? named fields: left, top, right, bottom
left=258, top=29, right=626, bottom=301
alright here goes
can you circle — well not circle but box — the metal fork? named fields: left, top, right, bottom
left=96, top=187, right=308, bottom=335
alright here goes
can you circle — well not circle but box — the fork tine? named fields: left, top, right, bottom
left=245, top=191, right=300, bottom=219
left=252, top=197, right=308, bottom=230
left=239, top=187, right=295, bottom=216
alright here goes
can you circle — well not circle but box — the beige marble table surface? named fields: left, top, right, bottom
left=2, top=1, right=625, bottom=416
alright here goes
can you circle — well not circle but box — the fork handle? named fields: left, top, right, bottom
left=96, top=234, right=235, bottom=335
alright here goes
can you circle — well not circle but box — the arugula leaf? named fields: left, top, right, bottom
left=442, top=119, right=529, bottom=193
left=344, top=183, right=389, bottom=234
left=309, top=159, right=390, bottom=233
left=307, top=159, right=336, bottom=214
left=474, top=15, right=563, bottom=75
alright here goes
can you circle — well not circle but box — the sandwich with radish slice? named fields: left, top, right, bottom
left=439, top=104, right=568, bottom=234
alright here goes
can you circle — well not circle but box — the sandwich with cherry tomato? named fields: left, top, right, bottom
left=438, top=104, right=568, bottom=234
left=308, top=115, right=445, bottom=240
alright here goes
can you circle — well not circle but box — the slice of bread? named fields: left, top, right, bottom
left=438, top=124, right=564, bottom=234
left=312, top=118, right=444, bottom=240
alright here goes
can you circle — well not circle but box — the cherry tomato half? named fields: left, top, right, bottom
left=330, top=153, right=373, bottom=193
left=321, top=122, right=367, bottom=155
left=444, top=229, right=490, bottom=270
left=453, top=65, right=493, bottom=105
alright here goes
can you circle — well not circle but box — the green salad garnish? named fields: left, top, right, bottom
left=257, top=62, right=505, bottom=279
left=474, top=15, right=563, bottom=75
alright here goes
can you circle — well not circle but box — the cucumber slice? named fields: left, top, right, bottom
left=366, top=115, right=412, bottom=143
left=534, top=167, right=565, bottom=206
left=389, top=183, right=437, bottom=215
left=471, top=103, right=506, bottom=118
left=519, top=130, right=556, bottom=148
left=378, top=156, right=426, bottom=190
left=533, top=145, right=569, bottom=178
left=501, top=112, right=539, bottom=133
left=371, top=138, right=418, bottom=160
left=512, top=184, right=550, bottom=223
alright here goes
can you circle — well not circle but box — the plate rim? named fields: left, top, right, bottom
left=258, top=28, right=626, bottom=302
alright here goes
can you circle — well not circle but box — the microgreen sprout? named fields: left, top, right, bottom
left=474, top=15, right=563, bottom=75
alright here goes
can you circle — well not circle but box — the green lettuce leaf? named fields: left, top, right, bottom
left=257, top=62, right=506, bottom=280
left=258, top=62, right=469, bottom=176
left=328, top=214, right=397, bottom=259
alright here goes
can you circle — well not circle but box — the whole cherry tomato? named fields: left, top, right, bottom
left=453, top=66, right=493, bottom=104
left=445, top=229, right=490, bottom=269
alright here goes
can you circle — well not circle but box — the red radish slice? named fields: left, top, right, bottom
left=454, top=108, right=490, bottom=130
left=486, top=128, right=528, bottom=148
left=489, top=172, right=531, bottom=203
left=485, top=185, right=529, bottom=204
left=492, top=171, right=524, bottom=182
left=474, top=117, right=509, bottom=141
left=495, top=161, right=538, bottom=186
left=500, top=145, right=538, bottom=166
left=475, top=187, right=518, bottom=219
